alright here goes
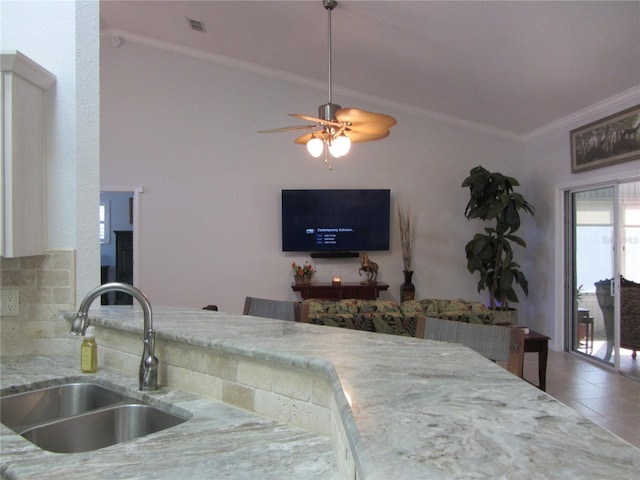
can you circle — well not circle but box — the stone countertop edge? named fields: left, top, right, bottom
left=33, top=306, right=640, bottom=479
left=67, top=308, right=366, bottom=477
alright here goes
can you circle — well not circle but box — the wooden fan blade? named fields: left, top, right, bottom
left=258, top=124, right=318, bottom=133
left=344, top=129, right=391, bottom=143
left=289, top=113, right=342, bottom=128
left=336, top=108, right=397, bottom=134
left=294, top=131, right=324, bottom=145
left=295, top=130, right=389, bottom=145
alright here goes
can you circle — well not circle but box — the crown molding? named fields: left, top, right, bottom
left=101, top=29, right=638, bottom=145
left=525, top=86, right=640, bottom=142
left=101, top=29, right=523, bottom=142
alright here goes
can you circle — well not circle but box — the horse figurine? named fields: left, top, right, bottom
left=358, top=252, right=379, bottom=284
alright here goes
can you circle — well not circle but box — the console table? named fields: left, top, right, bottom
left=292, top=282, right=389, bottom=300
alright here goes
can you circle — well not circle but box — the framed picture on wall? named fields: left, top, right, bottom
left=570, top=104, right=640, bottom=173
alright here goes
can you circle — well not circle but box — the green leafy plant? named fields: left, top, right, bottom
left=576, top=284, right=584, bottom=303
left=462, top=165, right=535, bottom=310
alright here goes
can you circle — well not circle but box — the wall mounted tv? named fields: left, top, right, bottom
left=282, top=189, right=390, bottom=255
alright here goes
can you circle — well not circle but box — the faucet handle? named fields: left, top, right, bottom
left=139, top=329, right=159, bottom=391
left=145, top=329, right=156, bottom=361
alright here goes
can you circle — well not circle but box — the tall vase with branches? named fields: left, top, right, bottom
left=398, top=201, right=415, bottom=301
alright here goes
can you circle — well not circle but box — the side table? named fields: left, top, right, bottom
left=524, top=330, right=550, bottom=391
left=577, top=316, right=594, bottom=352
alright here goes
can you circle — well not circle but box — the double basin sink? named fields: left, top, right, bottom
left=0, top=382, right=189, bottom=453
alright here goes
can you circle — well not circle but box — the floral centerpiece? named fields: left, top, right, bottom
left=291, top=261, right=315, bottom=284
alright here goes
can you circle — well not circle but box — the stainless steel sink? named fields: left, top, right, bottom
left=20, top=404, right=187, bottom=453
left=1, top=383, right=132, bottom=433
left=1, top=382, right=189, bottom=453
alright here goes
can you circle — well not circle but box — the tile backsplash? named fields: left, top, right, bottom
left=0, top=251, right=77, bottom=355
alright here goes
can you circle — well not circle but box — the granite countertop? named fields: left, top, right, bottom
left=0, top=356, right=339, bottom=480
left=2, top=306, right=639, bottom=479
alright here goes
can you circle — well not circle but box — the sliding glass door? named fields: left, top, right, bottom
left=619, top=182, right=640, bottom=381
left=568, top=180, right=640, bottom=380
left=571, top=186, right=615, bottom=366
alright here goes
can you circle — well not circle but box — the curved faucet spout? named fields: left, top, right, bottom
left=71, top=282, right=159, bottom=391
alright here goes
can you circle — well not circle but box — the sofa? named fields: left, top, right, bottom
left=300, top=297, right=498, bottom=337
left=400, top=298, right=496, bottom=326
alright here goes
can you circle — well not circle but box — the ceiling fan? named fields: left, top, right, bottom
left=258, top=0, right=397, bottom=169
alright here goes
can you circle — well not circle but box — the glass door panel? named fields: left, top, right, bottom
left=570, top=180, right=640, bottom=381
left=620, top=181, right=640, bottom=381
left=572, top=186, right=615, bottom=366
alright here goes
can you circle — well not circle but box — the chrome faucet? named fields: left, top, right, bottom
left=70, top=282, right=159, bottom=391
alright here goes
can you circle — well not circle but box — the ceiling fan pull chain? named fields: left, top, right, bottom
left=324, top=142, right=333, bottom=170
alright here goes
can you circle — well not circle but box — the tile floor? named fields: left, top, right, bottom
left=576, top=338, right=640, bottom=380
left=521, top=348, right=640, bottom=449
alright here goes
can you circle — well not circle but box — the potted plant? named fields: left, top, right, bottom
left=462, top=165, right=535, bottom=323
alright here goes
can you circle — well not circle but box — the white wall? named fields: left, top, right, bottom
left=100, top=38, right=525, bottom=316
left=1, top=1, right=75, bottom=250
left=4, top=4, right=636, bottom=345
left=1, top=0, right=100, bottom=299
left=522, top=89, right=640, bottom=348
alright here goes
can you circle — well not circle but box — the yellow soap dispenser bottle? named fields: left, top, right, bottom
left=81, top=326, right=98, bottom=373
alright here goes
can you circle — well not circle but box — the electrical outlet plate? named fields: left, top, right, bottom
left=1, top=289, right=19, bottom=316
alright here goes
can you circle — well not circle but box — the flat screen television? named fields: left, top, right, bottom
left=282, top=189, right=390, bottom=253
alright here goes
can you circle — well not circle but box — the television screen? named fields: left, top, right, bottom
left=282, top=189, right=390, bottom=252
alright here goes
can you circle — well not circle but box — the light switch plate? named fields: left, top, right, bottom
left=1, top=289, right=19, bottom=316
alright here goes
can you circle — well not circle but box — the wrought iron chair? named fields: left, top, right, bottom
left=620, top=276, right=640, bottom=359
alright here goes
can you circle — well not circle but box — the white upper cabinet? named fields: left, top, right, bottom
left=1, top=51, right=56, bottom=258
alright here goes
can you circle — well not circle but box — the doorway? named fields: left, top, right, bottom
left=100, top=187, right=141, bottom=305
left=567, top=180, right=640, bottom=381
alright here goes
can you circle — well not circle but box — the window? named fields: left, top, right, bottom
left=100, top=200, right=111, bottom=244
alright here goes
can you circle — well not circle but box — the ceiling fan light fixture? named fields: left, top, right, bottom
left=258, top=0, right=396, bottom=169
left=328, top=133, right=351, bottom=158
left=307, top=135, right=324, bottom=158
left=319, top=103, right=341, bottom=122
